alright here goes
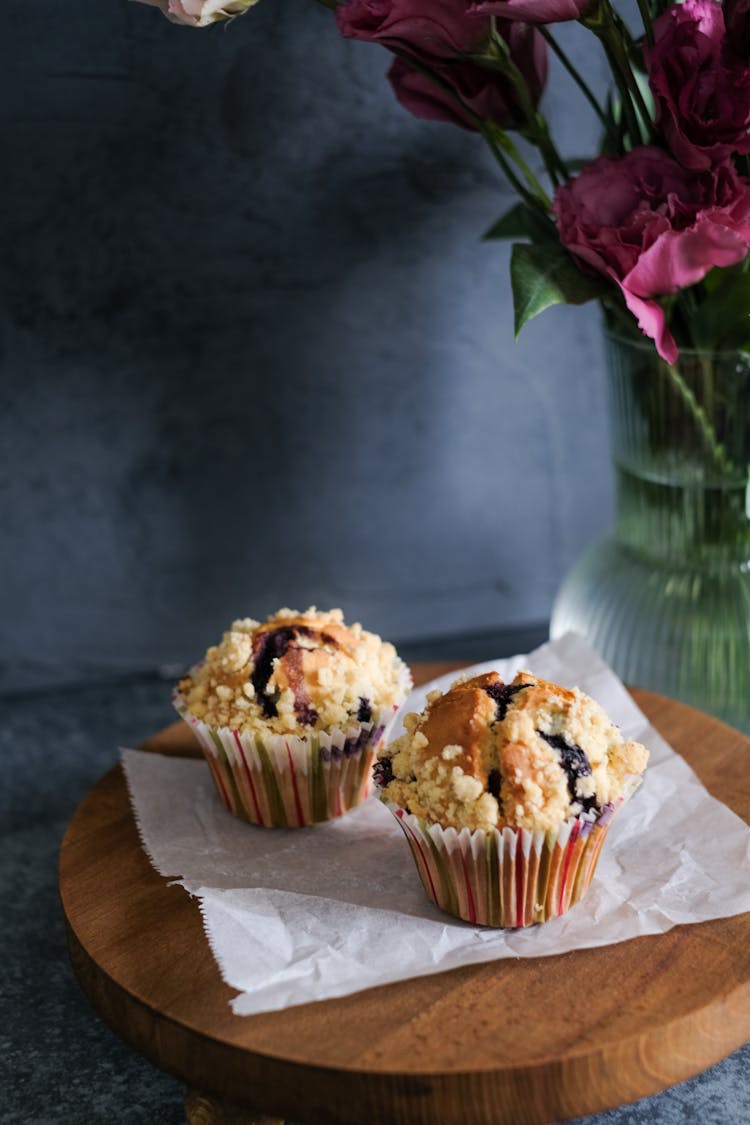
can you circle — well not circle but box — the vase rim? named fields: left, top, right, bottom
left=603, top=325, right=750, bottom=362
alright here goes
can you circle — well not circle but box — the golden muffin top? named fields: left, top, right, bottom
left=178, top=607, right=409, bottom=736
left=375, top=670, right=649, bottom=832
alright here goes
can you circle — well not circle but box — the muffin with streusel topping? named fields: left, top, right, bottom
left=376, top=670, right=648, bottom=926
left=175, top=608, right=411, bottom=827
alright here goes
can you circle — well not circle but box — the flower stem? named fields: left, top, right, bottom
left=486, top=23, right=568, bottom=186
left=538, top=26, right=614, bottom=145
left=482, top=124, right=553, bottom=210
left=604, top=302, right=737, bottom=479
left=584, top=2, right=654, bottom=147
left=662, top=360, right=737, bottom=477
left=635, top=0, right=654, bottom=46
left=394, top=50, right=552, bottom=211
left=602, top=37, right=644, bottom=146
left=609, top=10, right=657, bottom=140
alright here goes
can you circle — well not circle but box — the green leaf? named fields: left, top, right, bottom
left=701, top=267, right=726, bottom=296
left=483, top=203, right=555, bottom=243
left=510, top=243, right=610, bottom=337
left=690, top=272, right=750, bottom=350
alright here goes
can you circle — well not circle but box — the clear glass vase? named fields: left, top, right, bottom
left=551, top=326, right=750, bottom=733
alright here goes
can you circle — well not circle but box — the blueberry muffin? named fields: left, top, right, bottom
left=175, top=608, right=411, bottom=827
left=376, top=670, right=648, bottom=926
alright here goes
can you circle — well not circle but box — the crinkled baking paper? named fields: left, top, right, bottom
left=122, top=633, right=750, bottom=1016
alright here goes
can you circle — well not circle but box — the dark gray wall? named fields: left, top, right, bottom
left=1, top=1, right=613, bottom=692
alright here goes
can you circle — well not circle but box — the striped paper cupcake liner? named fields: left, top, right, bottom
left=387, top=800, right=626, bottom=927
left=173, top=667, right=410, bottom=826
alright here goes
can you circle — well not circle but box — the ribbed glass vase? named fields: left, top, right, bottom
left=551, top=326, right=750, bottom=733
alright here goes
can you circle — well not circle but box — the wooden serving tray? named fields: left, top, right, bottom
left=59, top=664, right=750, bottom=1125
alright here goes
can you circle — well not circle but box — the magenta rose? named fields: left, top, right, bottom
left=553, top=148, right=750, bottom=362
left=337, top=0, right=489, bottom=57
left=335, top=1, right=547, bottom=131
left=645, top=0, right=750, bottom=171
left=724, top=0, right=750, bottom=60
left=471, top=0, right=595, bottom=24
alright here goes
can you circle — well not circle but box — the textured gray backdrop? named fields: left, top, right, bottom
left=1, top=0, right=614, bottom=692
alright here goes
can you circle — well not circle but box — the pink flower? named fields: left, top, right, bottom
left=553, top=148, right=750, bottom=362
left=337, top=0, right=487, bottom=56
left=335, top=1, right=547, bottom=131
left=470, top=0, right=595, bottom=24
left=132, top=0, right=258, bottom=27
left=645, top=0, right=750, bottom=170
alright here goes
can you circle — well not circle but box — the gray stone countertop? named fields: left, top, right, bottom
left=2, top=652, right=749, bottom=1125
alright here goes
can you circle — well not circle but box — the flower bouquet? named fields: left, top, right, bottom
left=135, top=0, right=750, bottom=361
left=134, top=0, right=750, bottom=731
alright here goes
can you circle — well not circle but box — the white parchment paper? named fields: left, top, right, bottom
left=122, top=633, right=750, bottom=1016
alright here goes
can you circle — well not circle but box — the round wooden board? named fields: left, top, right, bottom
left=59, top=664, right=750, bottom=1125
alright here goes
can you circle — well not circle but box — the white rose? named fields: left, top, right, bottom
left=133, top=0, right=260, bottom=27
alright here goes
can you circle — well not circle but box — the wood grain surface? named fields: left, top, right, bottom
left=59, top=664, right=750, bottom=1125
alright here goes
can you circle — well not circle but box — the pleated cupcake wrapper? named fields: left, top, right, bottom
left=173, top=657, right=411, bottom=827
left=387, top=799, right=626, bottom=927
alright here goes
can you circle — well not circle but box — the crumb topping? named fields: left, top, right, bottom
left=377, top=670, right=649, bottom=832
left=178, top=607, right=408, bottom=736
